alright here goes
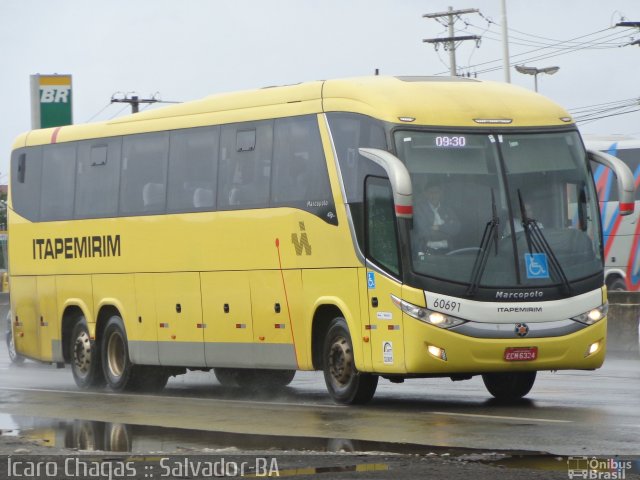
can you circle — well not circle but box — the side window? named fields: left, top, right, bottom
left=366, top=176, right=400, bottom=276
left=120, top=133, right=169, bottom=215
left=218, top=121, right=273, bottom=209
left=75, top=138, right=122, bottom=218
left=326, top=113, right=388, bottom=250
left=10, top=147, right=43, bottom=222
left=168, top=127, right=219, bottom=212
left=326, top=112, right=387, bottom=204
left=41, top=143, right=77, bottom=221
left=272, top=115, right=336, bottom=224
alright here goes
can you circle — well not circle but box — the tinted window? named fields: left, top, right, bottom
left=120, top=133, right=169, bottom=215
left=75, top=138, right=122, bottom=218
left=40, top=143, right=77, bottom=221
left=327, top=113, right=388, bottom=249
left=366, top=176, right=400, bottom=275
left=326, top=113, right=387, bottom=203
left=10, top=147, right=43, bottom=222
left=218, top=121, right=273, bottom=209
left=272, top=116, right=336, bottom=224
left=168, top=127, right=219, bottom=212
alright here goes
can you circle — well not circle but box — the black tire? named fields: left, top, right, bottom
left=606, top=276, right=627, bottom=291
left=214, top=367, right=240, bottom=387
left=102, top=316, right=134, bottom=391
left=102, top=315, right=167, bottom=392
left=217, top=368, right=296, bottom=389
left=70, top=318, right=105, bottom=389
left=322, top=318, right=378, bottom=405
left=265, top=369, right=296, bottom=387
left=482, top=371, right=536, bottom=401
left=133, top=366, right=169, bottom=392
left=6, top=311, right=24, bottom=364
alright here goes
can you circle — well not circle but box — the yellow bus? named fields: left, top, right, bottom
left=8, top=76, right=635, bottom=404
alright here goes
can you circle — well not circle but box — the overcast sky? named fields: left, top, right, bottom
left=2, top=0, right=639, bottom=181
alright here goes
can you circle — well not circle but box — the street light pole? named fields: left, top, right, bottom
left=514, top=65, right=559, bottom=92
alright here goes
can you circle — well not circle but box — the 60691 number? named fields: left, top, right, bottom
left=432, top=298, right=461, bottom=313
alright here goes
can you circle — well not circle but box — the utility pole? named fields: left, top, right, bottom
left=423, top=7, right=480, bottom=76
left=111, top=93, right=159, bottom=114
left=614, top=21, right=640, bottom=47
left=500, top=0, right=511, bottom=83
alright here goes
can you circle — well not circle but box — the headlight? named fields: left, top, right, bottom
left=571, top=303, right=608, bottom=325
left=391, top=295, right=467, bottom=329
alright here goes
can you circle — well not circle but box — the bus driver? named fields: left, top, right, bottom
left=413, top=183, right=461, bottom=254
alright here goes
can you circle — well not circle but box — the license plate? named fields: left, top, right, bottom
left=504, top=347, right=538, bottom=361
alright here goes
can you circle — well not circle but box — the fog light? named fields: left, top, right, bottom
left=585, top=341, right=600, bottom=357
left=427, top=344, right=447, bottom=361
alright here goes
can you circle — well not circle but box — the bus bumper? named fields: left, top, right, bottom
left=402, top=316, right=606, bottom=374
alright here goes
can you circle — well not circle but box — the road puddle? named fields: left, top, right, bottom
left=1, top=414, right=450, bottom=454
left=5, top=414, right=638, bottom=478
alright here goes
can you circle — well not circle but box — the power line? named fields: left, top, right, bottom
left=467, top=28, right=635, bottom=76
left=434, top=24, right=635, bottom=76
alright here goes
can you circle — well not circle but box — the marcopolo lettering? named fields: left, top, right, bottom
left=32, top=235, right=121, bottom=260
left=495, top=290, right=544, bottom=300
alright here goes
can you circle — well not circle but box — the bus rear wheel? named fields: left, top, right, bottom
left=482, top=371, right=536, bottom=401
left=70, top=318, right=105, bottom=389
left=322, top=318, right=378, bottom=405
left=102, top=315, right=167, bottom=392
left=6, top=311, right=24, bottom=364
left=102, top=315, right=136, bottom=391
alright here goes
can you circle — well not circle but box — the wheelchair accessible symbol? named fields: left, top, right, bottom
left=525, top=253, right=549, bottom=279
left=367, top=272, right=376, bottom=289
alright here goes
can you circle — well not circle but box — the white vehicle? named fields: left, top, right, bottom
left=584, top=135, right=640, bottom=291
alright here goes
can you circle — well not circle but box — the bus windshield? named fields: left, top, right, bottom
left=394, top=130, right=602, bottom=291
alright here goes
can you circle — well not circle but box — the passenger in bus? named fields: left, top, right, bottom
left=413, top=183, right=461, bottom=254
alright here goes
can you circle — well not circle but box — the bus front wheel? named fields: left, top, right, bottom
left=322, top=318, right=378, bottom=405
left=482, top=371, right=536, bottom=401
left=70, top=319, right=105, bottom=389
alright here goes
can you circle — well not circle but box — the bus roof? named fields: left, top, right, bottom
left=16, top=76, right=573, bottom=148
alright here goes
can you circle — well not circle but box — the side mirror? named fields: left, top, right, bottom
left=588, top=149, right=636, bottom=216
left=358, top=148, right=413, bottom=218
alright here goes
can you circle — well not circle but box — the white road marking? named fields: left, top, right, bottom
left=430, top=411, right=572, bottom=424
left=0, top=385, right=342, bottom=409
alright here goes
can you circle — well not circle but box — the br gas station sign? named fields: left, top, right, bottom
left=30, top=74, right=73, bottom=129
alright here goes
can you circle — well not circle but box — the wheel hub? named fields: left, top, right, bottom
left=329, top=337, right=353, bottom=386
left=73, top=331, right=92, bottom=378
left=107, top=332, right=125, bottom=378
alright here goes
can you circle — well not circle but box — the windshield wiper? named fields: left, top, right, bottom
left=517, top=190, right=572, bottom=294
left=466, top=189, right=500, bottom=296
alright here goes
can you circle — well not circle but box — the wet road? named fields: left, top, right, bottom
left=1, top=297, right=639, bottom=457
